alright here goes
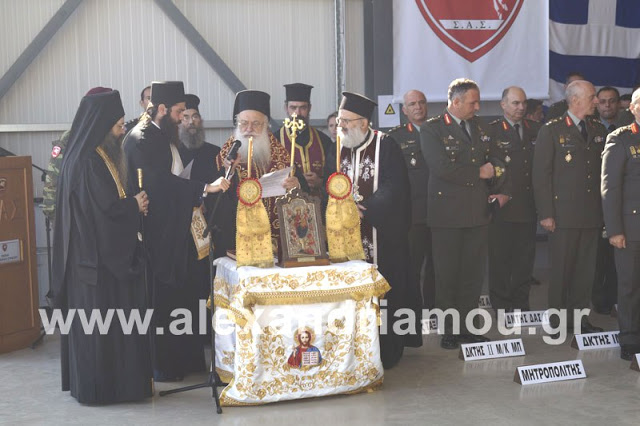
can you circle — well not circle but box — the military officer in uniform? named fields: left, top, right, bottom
left=125, top=85, right=151, bottom=133
left=602, top=89, right=640, bottom=360
left=592, top=86, right=623, bottom=315
left=422, top=79, right=509, bottom=349
left=488, top=87, right=541, bottom=312
left=388, top=89, right=435, bottom=309
left=533, top=80, right=607, bottom=334
left=546, top=72, right=586, bottom=122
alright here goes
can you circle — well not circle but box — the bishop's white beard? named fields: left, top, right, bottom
left=234, top=128, right=272, bottom=169
left=338, top=126, right=367, bottom=149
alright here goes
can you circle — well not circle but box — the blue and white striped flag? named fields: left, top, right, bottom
left=549, top=0, right=640, bottom=103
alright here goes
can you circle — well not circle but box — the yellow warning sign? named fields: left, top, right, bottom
left=385, top=104, right=396, bottom=115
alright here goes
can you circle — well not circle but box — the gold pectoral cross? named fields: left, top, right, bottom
left=284, top=113, right=306, bottom=177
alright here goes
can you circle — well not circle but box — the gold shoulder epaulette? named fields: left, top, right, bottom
left=545, top=117, right=563, bottom=127
left=612, top=124, right=632, bottom=136
left=427, top=115, right=441, bottom=123
left=489, top=118, right=502, bottom=125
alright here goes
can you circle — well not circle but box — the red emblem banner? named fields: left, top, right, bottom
left=415, top=0, right=523, bottom=62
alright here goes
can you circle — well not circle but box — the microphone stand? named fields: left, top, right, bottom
left=158, top=156, right=239, bottom=415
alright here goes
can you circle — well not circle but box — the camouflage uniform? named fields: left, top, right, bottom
left=41, top=130, right=70, bottom=223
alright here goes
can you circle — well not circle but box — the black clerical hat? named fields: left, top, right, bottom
left=185, top=94, right=200, bottom=112
left=284, top=83, right=313, bottom=103
left=150, top=81, right=185, bottom=108
left=233, top=90, right=270, bottom=121
left=339, top=92, right=377, bottom=121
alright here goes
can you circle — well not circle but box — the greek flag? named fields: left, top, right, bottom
left=549, top=0, right=640, bottom=103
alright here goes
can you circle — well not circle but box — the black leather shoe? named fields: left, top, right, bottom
left=620, top=345, right=640, bottom=361
left=458, top=334, right=490, bottom=343
left=440, top=334, right=459, bottom=350
left=154, top=371, right=185, bottom=382
left=578, top=321, right=604, bottom=334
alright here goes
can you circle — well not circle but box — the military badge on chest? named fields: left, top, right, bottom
left=443, top=135, right=461, bottom=162
left=559, top=134, right=574, bottom=163
left=496, top=140, right=512, bottom=163
left=630, top=145, right=640, bottom=159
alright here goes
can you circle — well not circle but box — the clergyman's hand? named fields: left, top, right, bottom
left=134, top=190, right=149, bottom=215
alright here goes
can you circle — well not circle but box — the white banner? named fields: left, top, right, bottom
left=393, top=0, right=549, bottom=102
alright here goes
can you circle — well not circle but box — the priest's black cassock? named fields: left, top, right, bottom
left=177, top=141, right=222, bottom=339
left=48, top=90, right=152, bottom=404
left=124, top=117, right=210, bottom=379
left=340, top=129, right=423, bottom=368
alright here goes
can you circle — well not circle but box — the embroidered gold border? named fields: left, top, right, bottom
left=190, top=206, right=210, bottom=260
left=215, top=367, right=234, bottom=384
left=219, top=376, right=384, bottom=406
left=280, top=126, right=326, bottom=174
left=210, top=296, right=248, bottom=328
left=242, top=278, right=391, bottom=308
left=95, top=146, right=126, bottom=199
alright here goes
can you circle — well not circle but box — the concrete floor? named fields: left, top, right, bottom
left=1, top=242, right=639, bottom=425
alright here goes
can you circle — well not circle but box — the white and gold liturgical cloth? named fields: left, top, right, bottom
left=212, top=257, right=390, bottom=405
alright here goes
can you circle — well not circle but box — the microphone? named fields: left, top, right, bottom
left=203, top=140, right=242, bottom=239
left=223, top=140, right=242, bottom=179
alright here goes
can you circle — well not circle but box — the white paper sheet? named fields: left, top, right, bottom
left=259, top=167, right=291, bottom=198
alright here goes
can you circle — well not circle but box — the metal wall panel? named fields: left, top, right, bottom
left=0, top=0, right=366, bottom=193
left=0, top=0, right=64, bottom=77
left=173, top=0, right=340, bottom=122
left=345, top=0, right=365, bottom=96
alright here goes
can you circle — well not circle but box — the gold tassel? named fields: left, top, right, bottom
left=236, top=200, right=274, bottom=268
left=326, top=196, right=365, bottom=262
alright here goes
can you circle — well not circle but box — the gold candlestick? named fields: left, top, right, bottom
left=247, top=136, right=253, bottom=178
left=283, top=112, right=305, bottom=177
left=336, top=135, right=341, bottom=172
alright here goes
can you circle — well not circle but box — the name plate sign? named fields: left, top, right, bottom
left=514, top=360, right=586, bottom=385
left=571, top=331, right=620, bottom=350
left=504, top=310, right=549, bottom=328
left=631, top=354, right=640, bottom=372
left=459, top=338, right=525, bottom=361
left=478, top=295, right=492, bottom=309
left=0, top=239, right=22, bottom=266
left=421, top=317, right=438, bottom=334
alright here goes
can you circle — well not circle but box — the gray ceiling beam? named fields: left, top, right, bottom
left=0, top=0, right=83, bottom=103
left=154, top=0, right=246, bottom=95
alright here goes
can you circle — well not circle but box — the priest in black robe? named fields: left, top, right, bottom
left=48, top=88, right=152, bottom=404
left=123, top=81, right=229, bottom=381
left=177, top=93, right=223, bottom=342
left=337, top=92, right=423, bottom=369
left=273, top=83, right=335, bottom=201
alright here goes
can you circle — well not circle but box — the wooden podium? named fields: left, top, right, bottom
left=0, top=156, right=40, bottom=353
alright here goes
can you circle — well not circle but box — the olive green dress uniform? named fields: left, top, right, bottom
left=601, top=122, right=640, bottom=347
left=488, top=118, right=541, bottom=310
left=388, top=122, right=435, bottom=308
left=41, top=130, right=70, bottom=224
left=533, top=113, right=608, bottom=326
left=421, top=111, right=502, bottom=334
left=546, top=99, right=568, bottom=122
left=592, top=118, right=621, bottom=314
left=616, top=109, right=635, bottom=128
